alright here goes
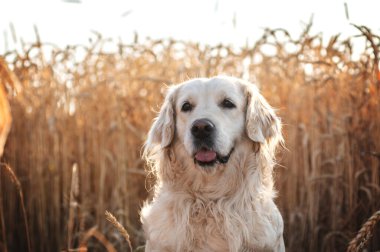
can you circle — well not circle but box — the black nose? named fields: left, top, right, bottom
left=191, top=119, right=215, bottom=139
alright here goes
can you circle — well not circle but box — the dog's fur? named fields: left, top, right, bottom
left=141, top=76, right=285, bottom=252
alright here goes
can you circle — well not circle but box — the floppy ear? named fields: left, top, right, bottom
left=145, top=87, right=176, bottom=150
left=245, top=84, right=282, bottom=146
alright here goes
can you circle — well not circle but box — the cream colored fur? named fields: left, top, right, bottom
left=141, top=76, right=285, bottom=252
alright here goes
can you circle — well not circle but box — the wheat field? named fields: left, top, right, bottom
left=0, top=25, right=380, bottom=252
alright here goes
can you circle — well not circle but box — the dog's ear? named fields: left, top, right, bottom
left=245, top=84, right=282, bottom=146
left=146, top=87, right=176, bottom=150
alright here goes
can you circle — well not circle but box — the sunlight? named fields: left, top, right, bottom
left=1, top=0, right=379, bottom=53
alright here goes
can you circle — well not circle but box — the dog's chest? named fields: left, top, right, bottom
left=185, top=199, right=242, bottom=251
left=142, top=190, right=284, bottom=252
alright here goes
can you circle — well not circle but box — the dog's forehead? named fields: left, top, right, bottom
left=176, top=78, right=244, bottom=102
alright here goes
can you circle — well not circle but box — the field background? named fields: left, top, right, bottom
left=1, top=25, right=380, bottom=252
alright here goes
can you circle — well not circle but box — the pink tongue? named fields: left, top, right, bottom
left=195, top=150, right=217, bottom=162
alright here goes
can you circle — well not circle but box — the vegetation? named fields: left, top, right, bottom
left=0, top=24, right=379, bottom=251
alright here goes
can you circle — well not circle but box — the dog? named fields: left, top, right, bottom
left=141, top=76, right=285, bottom=252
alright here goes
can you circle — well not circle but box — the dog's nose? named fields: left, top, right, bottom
left=191, top=119, right=215, bottom=139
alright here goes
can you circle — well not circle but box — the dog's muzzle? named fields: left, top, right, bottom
left=191, top=118, right=234, bottom=166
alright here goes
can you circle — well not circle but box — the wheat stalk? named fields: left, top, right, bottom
left=346, top=210, right=380, bottom=252
left=78, top=226, right=117, bottom=252
left=105, top=210, right=133, bottom=251
left=67, top=163, right=79, bottom=250
left=0, top=164, right=31, bottom=252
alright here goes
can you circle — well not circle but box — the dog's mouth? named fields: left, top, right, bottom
left=194, top=147, right=234, bottom=167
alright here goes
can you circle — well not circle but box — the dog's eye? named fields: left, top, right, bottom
left=220, top=99, right=236, bottom=109
left=181, top=101, right=193, bottom=112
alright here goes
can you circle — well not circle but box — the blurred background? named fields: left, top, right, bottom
left=0, top=0, right=379, bottom=251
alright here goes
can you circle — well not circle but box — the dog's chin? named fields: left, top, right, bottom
left=193, top=147, right=234, bottom=168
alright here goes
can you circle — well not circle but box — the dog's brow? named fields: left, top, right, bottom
left=218, top=91, right=242, bottom=105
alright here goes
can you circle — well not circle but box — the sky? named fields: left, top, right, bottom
left=1, top=0, right=380, bottom=54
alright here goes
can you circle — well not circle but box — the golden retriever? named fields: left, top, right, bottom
left=141, top=76, right=285, bottom=252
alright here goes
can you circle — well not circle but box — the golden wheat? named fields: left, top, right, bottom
left=0, top=24, right=379, bottom=251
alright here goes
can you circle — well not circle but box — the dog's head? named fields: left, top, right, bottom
left=145, top=76, right=282, bottom=172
